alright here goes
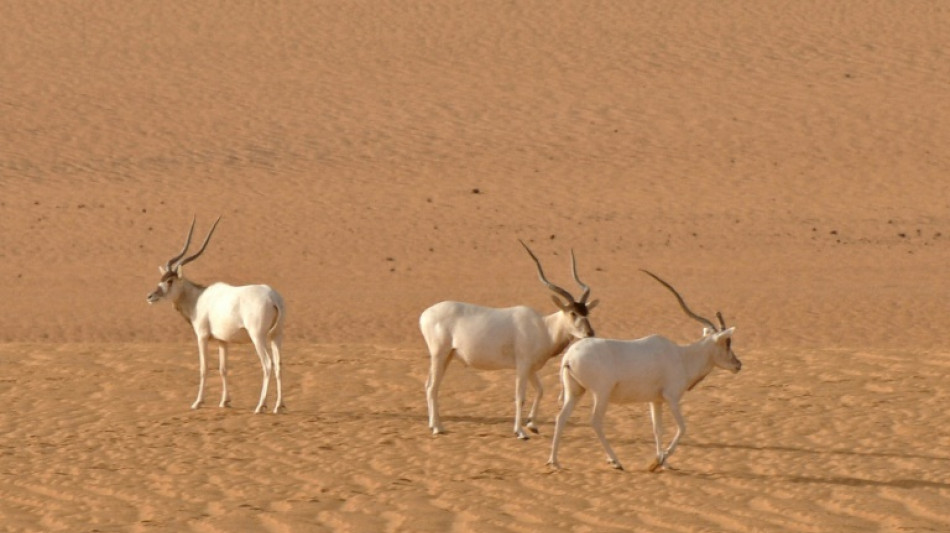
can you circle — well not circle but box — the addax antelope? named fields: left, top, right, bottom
left=419, top=240, right=599, bottom=439
left=548, top=270, right=741, bottom=471
left=146, top=216, right=286, bottom=414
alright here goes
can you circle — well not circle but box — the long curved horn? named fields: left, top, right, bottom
left=641, top=269, right=717, bottom=331
left=176, top=216, right=221, bottom=268
left=716, top=311, right=727, bottom=330
left=166, top=216, right=197, bottom=270
left=570, top=249, right=591, bottom=304
left=519, top=240, right=576, bottom=303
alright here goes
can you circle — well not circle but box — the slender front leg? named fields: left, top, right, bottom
left=525, top=372, right=543, bottom=434
left=218, top=343, right=230, bottom=408
left=662, top=398, right=687, bottom=468
left=192, top=336, right=209, bottom=409
left=648, top=402, right=665, bottom=471
left=513, top=371, right=530, bottom=439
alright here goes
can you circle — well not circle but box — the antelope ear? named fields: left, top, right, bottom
left=175, top=264, right=183, bottom=277
left=159, top=265, right=168, bottom=274
left=550, top=295, right=569, bottom=311
left=713, top=327, right=736, bottom=343
left=585, top=299, right=600, bottom=311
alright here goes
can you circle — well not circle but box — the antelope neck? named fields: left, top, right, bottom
left=172, top=277, right=207, bottom=324
left=681, top=337, right=717, bottom=390
left=543, top=312, right=574, bottom=357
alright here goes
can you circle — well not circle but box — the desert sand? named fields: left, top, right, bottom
left=3, top=1, right=950, bottom=531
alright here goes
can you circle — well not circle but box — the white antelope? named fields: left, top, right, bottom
left=548, top=270, right=741, bottom=471
left=146, top=217, right=286, bottom=414
left=419, top=241, right=599, bottom=439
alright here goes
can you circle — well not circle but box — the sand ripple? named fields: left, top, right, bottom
left=1, top=343, right=949, bottom=531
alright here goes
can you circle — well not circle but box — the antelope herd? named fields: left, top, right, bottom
left=147, top=217, right=740, bottom=472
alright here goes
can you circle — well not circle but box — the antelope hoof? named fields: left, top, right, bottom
left=608, top=459, right=624, bottom=471
left=547, top=460, right=561, bottom=470
left=527, top=424, right=540, bottom=434
left=648, top=459, right=665, bottom=472
left=219, top=400, right=231, bottom=408
left=516, top=430, right=530, bottom=440
left=191, top=401, right=203, bottom=410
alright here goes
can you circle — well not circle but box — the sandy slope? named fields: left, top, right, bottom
left=3, top=1, right=950, bottom=531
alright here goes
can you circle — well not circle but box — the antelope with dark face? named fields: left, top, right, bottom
left=147, top=217, right=286, bottom=414
left=419, top=240, right=599, bottom=439
left=548, top=270, right=741, bottom=471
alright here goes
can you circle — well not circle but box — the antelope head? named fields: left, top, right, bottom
left=641, top=269, right=741, bottom=374
left=146, top=216, right=220, bottom=304
left=520, top=240, right=599, bottom=338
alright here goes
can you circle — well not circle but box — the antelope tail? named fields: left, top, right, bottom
left=268, top=303, right=283, bottom=338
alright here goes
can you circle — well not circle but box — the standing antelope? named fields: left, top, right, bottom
left=548, top=270, right=741, bottom=471
left=419, top=240, right=599, bottom=439
left=146, top=216, right=286, bottom=414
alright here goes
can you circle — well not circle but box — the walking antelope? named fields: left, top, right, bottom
left=548, top=270, right=741, bottom=471
left=146, top=217, right=286, bottom=414
left=419, top=240, right=599, bottom=439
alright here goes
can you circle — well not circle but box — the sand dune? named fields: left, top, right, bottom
left=3, top=1, right=950, bottom=531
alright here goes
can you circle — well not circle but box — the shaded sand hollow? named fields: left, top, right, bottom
left=3, top=1, right=950, bottom=531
